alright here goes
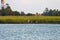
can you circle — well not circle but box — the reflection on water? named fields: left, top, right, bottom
left=0, top=24, right=60, bottom=40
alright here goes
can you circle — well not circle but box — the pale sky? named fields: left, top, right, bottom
left=0, top=0, right=60, bottom=13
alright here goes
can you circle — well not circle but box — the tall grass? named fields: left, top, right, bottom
left=0, top=16, right=60, bottom=23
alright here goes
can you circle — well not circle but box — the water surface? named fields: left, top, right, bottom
left=0, top=24, right=60, bottom=40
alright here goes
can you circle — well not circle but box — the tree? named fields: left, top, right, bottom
left=20, top=11, right=25, bottom=16
left=26, top=13, right=33, bottom=16
left=5, top=3, right=12, bottom=16
left=42, top=8, right=60, bottom=16
left=12, top=11, right=20, bottom=16
left=43, top=8, right=49, bottom=16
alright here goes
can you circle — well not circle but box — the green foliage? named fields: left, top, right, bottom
left=26, top=13, right=34, bottom=16
left=12, top=11, right=20, bottom=16
left=0, top=3, right=20, bottom=16
left=20, top=11, right=25, bottom=16
left=5, top=4, right=12, bottom=16
left=43, top=8, right=60, bottom=16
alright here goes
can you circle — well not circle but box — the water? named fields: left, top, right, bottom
left=0, top=24, right=60, bottom=40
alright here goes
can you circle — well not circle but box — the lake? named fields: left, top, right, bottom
left=0, top=24, right=60, bottom=40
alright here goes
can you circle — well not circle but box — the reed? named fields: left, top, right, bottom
left=0, top=16, right=60, bottom=24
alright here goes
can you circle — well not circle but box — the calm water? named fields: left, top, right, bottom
left=0, top=24, right=60, bottom=40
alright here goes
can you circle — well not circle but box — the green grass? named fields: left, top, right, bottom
left=0, top=16, right=60, bottom=23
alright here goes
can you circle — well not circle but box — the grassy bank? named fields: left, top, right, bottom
left=0, top=16, right=60, bottom=24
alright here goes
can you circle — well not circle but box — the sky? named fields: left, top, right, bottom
left=0, top=0, right=60, bottom=13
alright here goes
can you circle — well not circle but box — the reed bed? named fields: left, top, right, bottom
left=0, top=16, right=60, bottom=24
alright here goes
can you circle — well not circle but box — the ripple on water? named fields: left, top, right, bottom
left=0, top=24, right=60, bottom=40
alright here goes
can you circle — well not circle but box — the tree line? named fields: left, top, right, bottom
left=0, top=4, right=60, bottom=16
left=42, top=8, right=60, bottom=16
left=0, top=3, right=35, bottom=16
